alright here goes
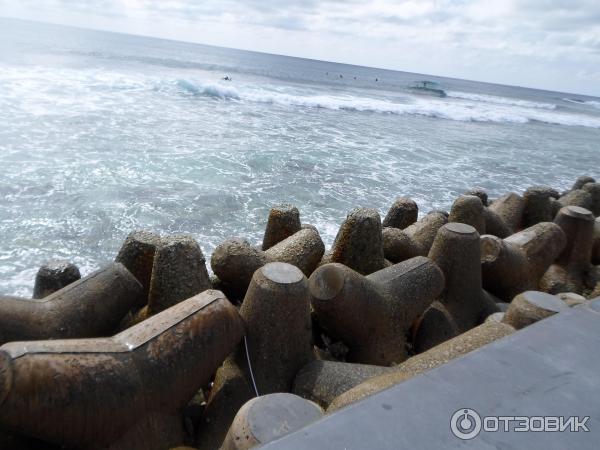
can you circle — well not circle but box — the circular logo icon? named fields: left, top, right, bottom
left=451, top=408, right=482, bottom=440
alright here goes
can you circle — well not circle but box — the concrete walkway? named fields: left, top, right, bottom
left=262, top=300, right=600, bottom=449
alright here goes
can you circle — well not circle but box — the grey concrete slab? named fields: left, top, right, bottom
left=262, top=301, right=600, bottom=449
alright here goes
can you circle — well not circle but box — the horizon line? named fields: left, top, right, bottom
left=1, top=14, right=598, bottom=99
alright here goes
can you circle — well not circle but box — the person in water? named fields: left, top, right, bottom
left=222, top=76, right=232, bottom=81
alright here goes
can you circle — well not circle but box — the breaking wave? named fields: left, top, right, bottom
left=173, top=79, right=600, bottom=128
left=176, top=79, right=240, bottom=99
left=563, top=98, right=600, bottom=109
left=446, top=91, right=557, bottom=110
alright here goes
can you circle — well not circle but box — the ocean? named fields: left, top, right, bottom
left=1, top=17, right=599, bottom=296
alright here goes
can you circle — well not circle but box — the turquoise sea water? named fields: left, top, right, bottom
left=1, top=17, right=599, bottom=296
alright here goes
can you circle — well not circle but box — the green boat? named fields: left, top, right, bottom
left=409, top=80, right=447, bottom=97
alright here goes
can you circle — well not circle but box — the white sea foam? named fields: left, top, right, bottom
left=2, top=66, right=597, bottom=128
left=446, top=91, right=557, bottom=110
left=563, top=98, right=600, bottom=109
left=581, top=100, right=600, bottom=109
left=176, top=79, right=240, bottom=99
left=173, top=78, right=600, bottom=129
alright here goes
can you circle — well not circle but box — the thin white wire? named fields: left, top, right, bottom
left=244, top=335, right=260, bottom=397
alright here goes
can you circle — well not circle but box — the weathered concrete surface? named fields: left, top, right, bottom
left=448, top=195, right=485, bottom=235
left=116, top=230, right=162, bottom=302
left=212, top=228, right=324, bottom=299
left=426, top=223, right=497, bottom=333
left=32, top=260, right=81, bottom=299
left=293, top=360, right=391, bottom=408
left=0, top=290, right=244, bottom=450
left=309, top=256, right=444, bottom=365
left=582, top=182, right=600, bottom=216
left=221, top=394, right=323, bottom=450
left=383, top=211, right=448, bottom=263
left=314, top=320, right=514, bottom=412
left=487, top=192, right=524, bottom=232
left=198, top=263, right=314, bottom=450
left=502, top=291, right=568, bottom=329
left=522, top=186, right=558, bottom=227
left=321, top=208, right=386, bottom=275
left=480, top=222, right=566, bottom=301
left=0, top=263, right=142, bottom=345
left=261, top=301, right=599, bottom=449
left=540, top=206, right=594, bottom=294
left=464, top=188, right=488, bottom=206
left=262, top=204, right=302, bottom=250
left=147, top=234, right=212, bottom=314
left=239, top=262, right=314, bottom=394
left=382, top=197, right=418, bottom=229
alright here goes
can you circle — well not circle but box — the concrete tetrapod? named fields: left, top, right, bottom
left=540, top=206, right=595, bottom=294
left=382, top=197, right=418, bottom=229
left=115, top=230, right=162, bottom=303
left=147, top=234, right=212, bottom=314
left=382, top=211, right=448, bottom=263
left=309, top=256, right=445, bottom=365
left=571, top=175, right=596, bottom=191
left=480, top=222, right=567, bottom=301
left=197, top=356, right=254, bottom=450
left=0, top=290, right=244, bottom=450
left=0, top=263, right=142, bottom=345
left=582, top=182, right=600, bottom=216
left=198, top=263, right=314, bottom=450
left=321, top=208, right=386, bottom=275
left=292, top=360, right=391, bottom=408
left=261, top=204, right=302, bottom=251
left=557, top=189, right=593, bottom=211
left=593, top=217, right=600, bottom=265
left=449, top=195, right=513, bottom=238
left=32, top=260, right=81, bottom=299
left=488, top=192, right=525, bottom=232
left=425, top=223, right=498, bottom=333
left=221, top=394, right=323, bottom=450
left=211, top=228, right=324, bottom=299
left=448, top=195, right=486, bottom=235
left=502, top=291, right=569, bottom=329
left=464, top=187, right=488, bottom=206
left=557, top=292, right=588, bottom=307
left=410, top=301, right=458, bottom=354
left=327, top=320, right=515, bottom=412
left=522, top=186, right=559, bottom=227
left=240, top=262, right=314, bottom=394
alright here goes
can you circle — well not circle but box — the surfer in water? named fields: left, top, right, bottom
left=222, top=76, right=232, bottom=81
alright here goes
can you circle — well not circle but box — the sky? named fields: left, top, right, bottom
left=1, top=0, right=600, bottom=95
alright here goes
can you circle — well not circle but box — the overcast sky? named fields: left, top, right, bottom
left=1, top=0, right=600, bottom=95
